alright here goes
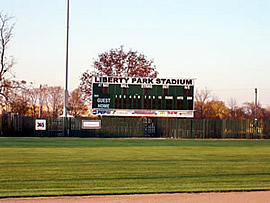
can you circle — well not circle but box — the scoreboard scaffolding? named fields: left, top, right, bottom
left=91, top=76, right=195, bottom=118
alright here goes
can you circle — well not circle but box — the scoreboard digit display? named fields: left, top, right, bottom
left=92, top=76, right=195, bottom=117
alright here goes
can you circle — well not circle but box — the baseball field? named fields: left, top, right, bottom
left=0, top=138, right=270, bottom=198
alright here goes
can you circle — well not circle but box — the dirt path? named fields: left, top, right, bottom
left=1, top=191, right=270, bottom=203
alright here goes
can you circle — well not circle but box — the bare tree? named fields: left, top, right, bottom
left=37, top=84, right=49, bottom=117
left=194, top=88, right=212, bottom=118
left=227, top=98, right=238, bottom=119
left=4, top=81, right=30, bottom=115
left=0, top=12, right=15, bottom=101
left=48, top=86, right=64, bottom=117
left=27, top=86, right=40, bottom=117
left=68, top=88, right=88, bottom=117
left=26, top=85, right=64, bottom=118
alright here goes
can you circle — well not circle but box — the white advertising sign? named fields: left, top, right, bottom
left=82, top=120, right=101, bottom=129
left=35, top=119, right=46, bottom=130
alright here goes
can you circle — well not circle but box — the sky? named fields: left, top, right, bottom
left=1, top=0, right=270, bottom=107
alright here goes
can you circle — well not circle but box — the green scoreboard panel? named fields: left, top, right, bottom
left=92, top=76, right=195, bottom=118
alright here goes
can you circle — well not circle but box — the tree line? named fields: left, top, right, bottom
left=2, top=81, right=270, bottom=119
left=1, top=12, right=269, bottom=119
left=1, top=84, right=87, bottom=117
left=194, top=88, right=270, bottom=120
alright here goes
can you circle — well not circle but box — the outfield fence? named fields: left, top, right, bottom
left=1, top=113, right=270, bottom=139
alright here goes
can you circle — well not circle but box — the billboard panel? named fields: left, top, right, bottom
left=81, top=120, right=101, bottom=129
left=35, top=119, right=46, bottom=130
left=91, top=76, right=195, bottom=118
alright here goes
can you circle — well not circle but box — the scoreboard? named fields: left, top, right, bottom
left=92, top=76, right=195, bottom=117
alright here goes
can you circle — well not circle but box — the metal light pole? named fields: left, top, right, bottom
left=64, top=0, right=70, bottom=118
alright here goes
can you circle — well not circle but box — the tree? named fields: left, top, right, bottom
left=30, top=85, right=64, bottom=117
left=204, top=100, right=229, bottom=119
left=226, top=98, right=248, bottom=119
left=68, top=88, right=88, bottom=117
left=9, top=94, right=30, bottom=115
left=80, top=46, right=158, bottom=104
left=47, top=86, right=63, bottom=117
left=264, top=107, right=270, bottom=120
left=194, top=88, right=212, bottom=119
left=37, top=84, right=50, bottom=117
left=0, top=79, right=31, bottom=114
left=8, top=84, right=65, bottom=117
left=228, top=98, right=239, bottom=119
left=241, top=102, right=265, bottom=120
left=3, top=81, right=30, bottom=115
left=0, top=12, right=15, bottom=101
left=27, top=86, right=40, bottom=117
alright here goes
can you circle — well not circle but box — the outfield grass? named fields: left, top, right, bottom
left=0, top=138, right=270, bottom=197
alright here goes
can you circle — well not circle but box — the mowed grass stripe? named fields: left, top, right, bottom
left=0, top=138, right=270, bottom=197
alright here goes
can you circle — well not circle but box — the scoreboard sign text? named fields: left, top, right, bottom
left=92, top=76, right=195, bottom=118
left=94, top=77, right=194, bottom=86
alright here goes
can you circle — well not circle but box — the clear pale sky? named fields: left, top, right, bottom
left=1, top=0, right=270, bottom=107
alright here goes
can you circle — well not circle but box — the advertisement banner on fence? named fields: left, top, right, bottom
left=81, top=120, right=101, bottom=129
left=91, top=109, right=194, bottom=118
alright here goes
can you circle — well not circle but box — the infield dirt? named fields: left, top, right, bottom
left=1, top=191, right=270, bottom=203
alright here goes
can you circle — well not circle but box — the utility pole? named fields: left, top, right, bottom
left=255, top=88, right=257, bottom=119
left=39, top=84, right=42, bottom=118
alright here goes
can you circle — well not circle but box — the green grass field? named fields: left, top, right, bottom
left=1, top=138, right=270, bottom=198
